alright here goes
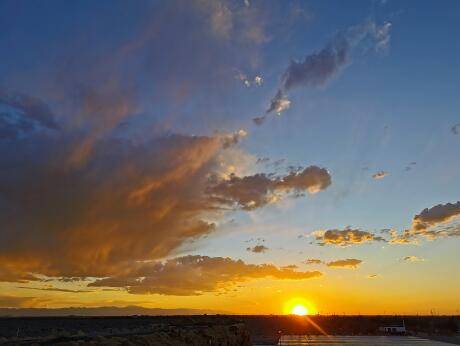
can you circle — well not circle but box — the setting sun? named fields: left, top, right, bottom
left=284, top=298, right=316, bottom=316
left=292, top=304, right=309, bottom=316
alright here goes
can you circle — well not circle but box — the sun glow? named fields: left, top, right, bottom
left=292, top=304, right=308, bottom=316
left=284, top=297, right=316, bottom=315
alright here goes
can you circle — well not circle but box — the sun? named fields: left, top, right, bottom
left=283, top=297, right=316, bottom=315
left=292, top=304, right=309, bottom=316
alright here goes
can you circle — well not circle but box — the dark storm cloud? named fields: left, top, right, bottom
left=89, top=255, right=323, bottom=296
left=0, top=1, right=334, bottom=287
left=0, top=95, right=331, bottom=282
left=208, top=166, right=331, bottom=210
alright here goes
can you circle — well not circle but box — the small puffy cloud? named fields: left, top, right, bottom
left=367, top=274, right=379, bottom=279
left=326, top=258, right=362, bottom=269
left=412, top=202, right=460, bottom=233
left=266, top=90, right=291, bottom=115
left=304, top=259, right=323, bottom=265
left=313, top=228, right=385, bottom=246
left=372, top=171, right=388, bottom=179
left=386, top=201, right=460, bottom=243
left=254, top=75, right=263, bottom=86
left=208, top=165, right=331, bottom=210
left=222, top=129, right=248, bottom=148
left=403, top=256, right=424, bottom=262
left=247, top=245, right=269, bottom=253
left=451, top=123, right=460, bottom=135
left=89, top=255, right=323, bottom=296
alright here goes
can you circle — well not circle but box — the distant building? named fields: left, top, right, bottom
left=379, top=320, right=406, bottom=334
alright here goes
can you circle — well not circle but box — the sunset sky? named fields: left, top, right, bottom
left=0, top=0, right=459, bottom=315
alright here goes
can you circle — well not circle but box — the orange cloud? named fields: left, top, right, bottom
left=209, top=166, right=331, bottom=210
left=89, top=255, right=323, bottom=296
left=326, top=258, right=362, bottom=269
left=313, top=228, right=385, bottom=246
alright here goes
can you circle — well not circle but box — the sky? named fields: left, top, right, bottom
left=0, top=0, right=459, bottom=315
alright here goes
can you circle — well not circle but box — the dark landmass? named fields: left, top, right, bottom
left=0, top=306, right=225, bottom=317
left=0, top=314, right=458, bottom=345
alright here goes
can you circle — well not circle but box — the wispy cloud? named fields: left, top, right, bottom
left=266, top=20, right=392, bottom=116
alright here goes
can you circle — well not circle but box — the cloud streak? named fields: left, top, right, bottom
left=266, top=20, right=392, bottom=115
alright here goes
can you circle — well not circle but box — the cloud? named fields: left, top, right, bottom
left=412, top=202, right=460, bottom=232
left=452, top=123, right=460, bottom=135
left=254, top=75, right=263, bottom=86
left=266, top=20, right=392, bottom=115
left=252, top=115, right=267, bottom=125
left=0, top=95, right=259, bottom=281
left=367, top=274, right=379, bottom=279
left=304, top=259, right=323, bottom=265
left=256, top=157, right=270, bottom=164
left=247, top=245, right=269, bottom=253
left=372, top=171, right=388, bottom=179
left=266, top=90, right=291, bottom=115
left=403, top=256, right=424, bottom=262
left=281, top=265, right=298, bottom=270
left=0, top=90, right=331, bottom=282
left=17, top=286, right=93, bottom=293
left=386, top=202, right=460, bottom=243
left=208, top=165, right=331, bottom=210
left=0, top=295, right=48, bottom=308
left=0, top=88, right=59, bottom=140
left=235, top=72, right=263, bottom=88
left=89, top=255, right=323, bottom=296
left=313, top=228, right=385, bottom=246
left=0, top=2, right=331, bottom=288
left=281, top=21, right=391, bottom=92
left=326, top=258, right=362, bottom=269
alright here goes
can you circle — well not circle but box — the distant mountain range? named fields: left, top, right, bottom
left=0, top=306, right=227, bottom=317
